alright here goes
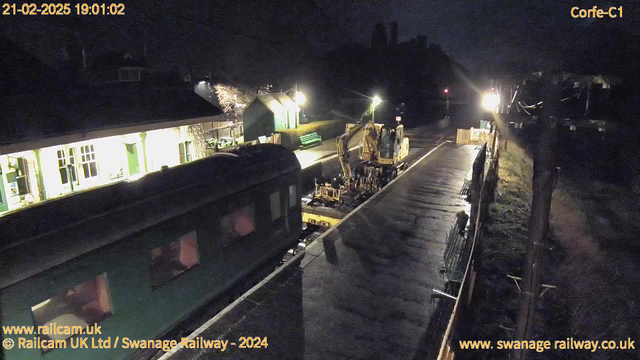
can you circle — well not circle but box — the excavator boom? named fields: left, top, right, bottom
left=336, top=123, right=364, bottom=187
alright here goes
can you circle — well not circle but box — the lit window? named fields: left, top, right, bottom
left=57, top=150, right=67, bottom=184
left=221, top=204, right=255, bottom=247
left=80, top=145, right=98, bottom=179
left=289, top=184, right=297, bottom=208
left=13, top=157, right=32, bottom=195
left=179, top=141, right=192, bottom=164
left=69, top=148, right=78, bottom=180
left=270, top=191, right=281, bottom=221
left=57, top=149, right=78, bottom=185
left=150, top=231, right=199, bottom=288
left=31, top=274, right=111, bottom=343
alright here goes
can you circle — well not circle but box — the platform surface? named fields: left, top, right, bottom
left=294, top=129, right=363, bottom=169
left=293, top=124, right=438, bottom=170
left=166, top=143, right=478, bottom=360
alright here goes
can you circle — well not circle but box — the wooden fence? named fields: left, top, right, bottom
left=438, top=130, right=501, bottom=360
left=456, top=128, right=494, bottom=145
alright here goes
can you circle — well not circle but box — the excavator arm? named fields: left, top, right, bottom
left=360, top=121, right=380, bottom=162
left=336, top=123, right=364, bottom=188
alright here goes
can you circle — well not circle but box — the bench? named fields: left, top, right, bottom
left=300, top=132, right=322, bottom=149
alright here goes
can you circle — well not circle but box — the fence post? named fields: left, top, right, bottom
left=487, top=148, right=500, bottom=204
left=469, top=145, right=486, bottom=225
left=504, top=124, right=509, bottom=151
left=513, top=70, right=559, bottom=360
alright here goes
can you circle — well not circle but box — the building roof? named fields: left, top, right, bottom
left=273, top=92, right=300, bottom=112
left=0, top=38, right=223, bottom=151
left=0, top=37, right=61, bottom=98
left=250, top=92, right=300, bottom=114
left=1, top=83, right=223, bottom=150
left=89, top=51, right=146, bottom=71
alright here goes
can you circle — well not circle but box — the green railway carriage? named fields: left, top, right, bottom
left=0, top=144, right=302, bottom=360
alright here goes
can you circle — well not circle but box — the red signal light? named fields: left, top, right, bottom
left=444, top=88, right=449, bottom=94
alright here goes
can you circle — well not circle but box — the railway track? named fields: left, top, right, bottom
left=142, top=126, right=454, bottom=359
left=296, top=126, right=453, bottom=245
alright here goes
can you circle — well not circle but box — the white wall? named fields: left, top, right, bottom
left=145, top=128, right=181, bottom=172
left=1, top=122, right=215, bottom=216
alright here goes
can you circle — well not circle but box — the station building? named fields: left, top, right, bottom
left=0, top=85, right=233, bottom=217
left=0, top=38, right=250, bottom=216
left=243, top=92, right=300, bottom=142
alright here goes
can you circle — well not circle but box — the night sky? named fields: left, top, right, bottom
left=2, top=0, right=638, bottom=82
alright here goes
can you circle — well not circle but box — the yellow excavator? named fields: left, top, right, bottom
left=303, top=117, right=409, bottom=227
left=311, top=118, right=409, bottom=205
left=311, top=122, right=364, bottom=204
left=356, top=121, right=410, bottom=192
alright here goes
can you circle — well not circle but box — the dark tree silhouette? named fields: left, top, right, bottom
left=390, top=22, right=398, bottom=49
left=371, top=22, right=388, bottom=52
left=326, top=22, right=470, bottom=126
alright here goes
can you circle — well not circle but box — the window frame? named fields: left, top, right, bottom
left=118, top=67, right=141, bottom=82
left=270, top=190, right=282, bottom=222
left=149, top=230, right=200, bottom=289
left=14, top=157, right=32, bottom=195
left=57, top=148, right=78, bottom=186
left=179, top=141, right=193, bottom=164
left=79, top=144, right=99, bottom=180
left=288, top=184, right=298, bottom=209
left=30, top=273, right=112, bottom=349
left=220, top=203, right=256, bottom=249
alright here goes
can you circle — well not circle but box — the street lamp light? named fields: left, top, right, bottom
left=372, top=95, right=382, bottom=108
left=482, top=92, right=499, bottom=112
left=295, top=91, right=306, bottom=105
left=444, top=88, right=450, bottom=116
left=371, top=95, right=382, bottom=123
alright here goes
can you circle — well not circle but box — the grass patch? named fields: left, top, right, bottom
left=462, top=139, right=640, bottom=360
left=460, top=143, right=533, bottom=359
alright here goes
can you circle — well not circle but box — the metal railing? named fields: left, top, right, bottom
left=438, top=131, right=501, bottom=360
left=442, top=223, right=472, bottom=285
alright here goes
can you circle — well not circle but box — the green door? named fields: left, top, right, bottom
left=0, top=167, right=8, bottom=213
left=126, top=144, right=140, bottom=176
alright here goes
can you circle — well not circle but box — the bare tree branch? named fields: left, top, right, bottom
left=213, top=84, right=255, bottom=115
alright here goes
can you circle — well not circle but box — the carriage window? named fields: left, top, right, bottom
left=270, top=191, right=281, bottom=221
left=289, top=185, right=297, bottom=208
left=150, top=231, right=199, bottom=288
left=31, top=274, right=111, bottom=342
left=221, top=204, right=255, bottom=247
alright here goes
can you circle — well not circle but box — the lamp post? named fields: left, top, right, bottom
left=444, top=87, right=450, bottom=116
left=371, top=95, right=382, bottom=123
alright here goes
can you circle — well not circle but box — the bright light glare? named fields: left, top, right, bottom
left=482, top=93, right=499, bottom=111
left=372, top=95, right=382, bottom=108
left=295, top=91, right=306, bottom=105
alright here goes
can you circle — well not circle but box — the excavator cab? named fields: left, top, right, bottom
left=379, top=125, right=397, bottom=160
left=378, top=124, right=408, bottom=165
